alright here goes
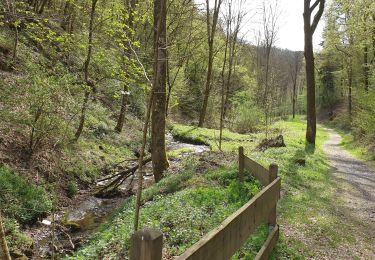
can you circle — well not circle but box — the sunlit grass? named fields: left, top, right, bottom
left=70, top=117, right=353, bottom=259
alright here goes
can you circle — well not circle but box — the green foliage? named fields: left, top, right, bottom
left=0, top=61, right=77, bottom=152
left=353, top=91, right=375, bottom=142
left=230, top=89, right=264, bottom=133
left=67, top=159, right=260, bottom=259
left=3, top=217, right=33, bottom=253
left=66, top=180, right=78, bottom=198
left=0, top=166, right=52, bottom=224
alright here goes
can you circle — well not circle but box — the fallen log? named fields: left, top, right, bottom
left=95, top=157, right=152, bottom=194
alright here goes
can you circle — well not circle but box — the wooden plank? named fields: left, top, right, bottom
left=176, top=177, right=281, bottom=260
left=268, top=164, right=278, bottom=228
left=254, top=178, right=280, bottom=227
left=130, top=229, right=163, bottom=260
left=254, top=225, right=279, bottom=260
left=238, top=147, right=244, bottom=181
left=243, top=156, right=269, bottom=186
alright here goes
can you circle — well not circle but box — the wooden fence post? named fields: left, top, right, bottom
left=268, top=164, right=278, bottom=231
left=0, top=212, right=11, bottom=260
left=238, top=146, right=244, bottom=181
left=130, top=229, right=163, bottom=260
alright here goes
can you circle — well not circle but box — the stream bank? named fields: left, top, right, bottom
left=26, top=132, right=210, bottom=259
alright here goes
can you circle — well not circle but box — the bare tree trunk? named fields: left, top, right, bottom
left=364, top=45, right=369, bottom=92
left=303, top=0, right=325, bottom=145
left=61, top=0, right=72, bottom=32
left=115, top=0, right=137, bottom=133
left=0, top=213, right=11, bottom=260
left=348, top=56, right=353, bottom=115
left=74, top=0, right=98, bottom=141
left=290, top=52, right=301, bottom=119
left=151, top=0, right=168, bottom=182
left=13, top=25, right=18, bottom=60
left=115, top=85, right=129, bottom=132
left=165, top=4, right=195, bottom=117
left=198, top=0, right=223, bottom=127
left=219, top=12, right=230, bottom=151
left=292, top=80, right=297, bottom=119
left=38, top=0, right=48, bottom=14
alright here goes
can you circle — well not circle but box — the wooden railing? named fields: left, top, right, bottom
left=131, top=147, right=281, bottom=260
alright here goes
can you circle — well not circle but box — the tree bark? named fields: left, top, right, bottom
left=74, top=0, right=97, bottom=141
left=303, top=0, right=325, bottom=145
left=0, top=213, right=11, bottom=260
left=198, top=0, right=222, bottom=127
left=219, top=13, right=230, bottom=151
left=115, top=0, right=137, bottom=133
left=364, top=45, right=369, bottom=92
left=151, top=0, right=168, bottom=182
left=115, top=85, right=129, bottom=133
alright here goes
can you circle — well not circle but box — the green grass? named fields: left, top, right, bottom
left=0, top=165, right=52, bottom=254
left=68, top=117, right=350, bottom=259
left=66, top=162, right=261, bottom=259
left=336, top=129, right=375, bottom=163
left=0, top=166, right=52, bottom=224
left=324, top=122, right=375, bottom=164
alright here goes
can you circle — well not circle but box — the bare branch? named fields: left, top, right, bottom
left=311, top=0, right=325, bottom=34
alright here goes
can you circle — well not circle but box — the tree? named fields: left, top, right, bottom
left=303, top=0, right=325, bottom=144
left=74, top=0, right=98, bottom=141
left=219, top=2, right=231, bottom=150
left=114, top=0, right=138, bottom=133
left=257, top=0, right=279, bottom=136
left=223, top=0, right=246, bottom=119
left=151, top=0, right=168, bottom=182
left=198, top=0, right=223, bottom=127
left=289, top=52, right=303, bottom=118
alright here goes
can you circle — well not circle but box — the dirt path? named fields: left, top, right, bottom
left=323, top=128, right=375, bottom=259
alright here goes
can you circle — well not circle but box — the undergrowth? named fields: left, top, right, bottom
left=67, top=162, right=261, bottom=259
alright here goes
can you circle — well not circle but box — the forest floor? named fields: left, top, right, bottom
left=317, top=129, right=375, bottom=259
left=4, top=118, right=375, bottom=259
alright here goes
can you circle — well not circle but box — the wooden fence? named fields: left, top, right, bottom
left=131, top=146, right=281, bottom=260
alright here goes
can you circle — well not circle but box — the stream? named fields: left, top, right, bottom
left=27, top=133, right=210, bottom=259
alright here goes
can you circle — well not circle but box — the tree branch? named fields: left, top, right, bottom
left=311, top=0, right=325, bottom=34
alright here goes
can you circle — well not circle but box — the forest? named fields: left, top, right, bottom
left=0, top=0, right=374, bottom=259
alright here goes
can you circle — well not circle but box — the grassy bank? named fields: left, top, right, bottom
left=0, top=166, right=52, bottom=253
left=66, top=118, right=352, bottom=259
left=66, top=158, right=263, bottom=259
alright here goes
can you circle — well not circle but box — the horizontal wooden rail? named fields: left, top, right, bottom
left=176, top=177, right=281, bottom=260
left=243, top=156, right=270, bottom=186
left=255, top=225, right=279, bottom=260
left=131, top=148, right=281, bottom=260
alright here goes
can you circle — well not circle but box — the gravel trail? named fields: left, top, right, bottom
left=323, top=128, right=375, bottom=259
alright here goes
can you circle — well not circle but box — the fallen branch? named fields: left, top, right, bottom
left=95, top=157, right=152, bottom=194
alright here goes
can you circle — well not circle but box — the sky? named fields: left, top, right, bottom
left=194, top=0, right=326, bottom=51
left=274, top=0, right=325, bottom=51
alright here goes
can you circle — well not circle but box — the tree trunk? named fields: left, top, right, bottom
left=38, top=0, right=48, bottom=14
left=292, top=80, right=297, bottom=119
left=74, top=0, right=97, bottom=141
left=219, top=16, right=230, bottom=151
left=114, top=0, right=137, bottom=133
left=303, top=0, right=325, bottom=145
left=304, top=30, right=316, bottom=144
left=115, top=85, right=129, bottom=133
left=364, top=45, right=369, bottom=92
left=0, top=213, right=11, bottom=260
left=198, top=0, right=222, bottom=127
left=199, top=48, right=213, bottom=127
left=151, top=0, right=168, bottom=182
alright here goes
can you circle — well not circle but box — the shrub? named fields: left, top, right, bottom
left=0, top=166, right=52, bottom=224
left=66, top=180, right=78, bottom=198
